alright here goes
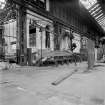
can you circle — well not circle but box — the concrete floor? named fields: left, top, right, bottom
left=0, top=62, right=105, bottom=105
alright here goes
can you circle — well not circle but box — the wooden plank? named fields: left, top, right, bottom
left=52, top=69, right=78, bottom=86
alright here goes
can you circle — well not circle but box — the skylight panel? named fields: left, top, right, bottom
left=98, top=21, right=105, bottom=26
left=95, top=13, right=103, bottom=19
left=99, top=22, right=104, bottom=25
left=92, top=10, right=102, bottom=17
left=88, top=0, right=97, bottom=5
left=80, top=0, right=97, bottom=10
left=80, top=0, right=105, bottom=32
left=90, top=7, right=101, bottom=15
left=96, top=16, right=104, bottom=21
left=97, top=17, right=105, bottom=22
left=89, top=4, right=99, bottom=12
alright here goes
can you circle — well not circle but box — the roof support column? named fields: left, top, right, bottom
left=16, top=4, right=27, bottom=65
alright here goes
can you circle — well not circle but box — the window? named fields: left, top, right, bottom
left=38, top=0, right=46, bottom=9
left=46, top=0, right=50, bottom=11
left=29, top=28, right=36, bottom=47
left=39, top=0, right=45, bottom=2
left=81, top=37, right=87, bottom=49
left=29, top=20, right=36, bottom=47
left=29, top=0, right=46, bottom=9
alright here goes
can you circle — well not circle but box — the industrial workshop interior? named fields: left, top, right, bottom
left=0, top=0, right=105, bottom=105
